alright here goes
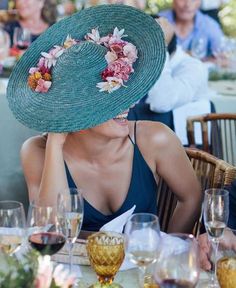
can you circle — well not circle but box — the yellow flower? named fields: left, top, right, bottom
left=34, top=71, right=42, bottom=80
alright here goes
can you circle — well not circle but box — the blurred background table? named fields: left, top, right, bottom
left=209, top=80, right=236, bottom=113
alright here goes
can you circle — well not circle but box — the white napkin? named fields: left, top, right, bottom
left=160, top=231, right=188, bottom=256
left=100, top=205, right=136, bottom=233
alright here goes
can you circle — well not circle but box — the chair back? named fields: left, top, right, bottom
left=187, top=113, right=236, bottom=166
left=157, top=148, right=236, bottom=234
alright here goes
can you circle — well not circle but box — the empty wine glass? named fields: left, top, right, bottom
left=191, top=37, right=207, bottom=60
left=0, top=200, right=26, bottom=255
left=203, top=188, right=229, bottom=288
left=57, top=188, right=84, bottom=272
left=124, top=213, right=161, bottom=287
left=86, top=231, right=125, bottom=288
left=13, top=27, right=31, bottom=51
left=154, top=233, right=200, bottom=288
left=27, top=203, right=66, bottom=256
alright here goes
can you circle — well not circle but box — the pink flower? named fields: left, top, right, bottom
left=108, top=59, right=133, bottom=81
left=53, top=264, right=76, bottom=288
left=29, top=67, right=39, bottom=74
left=34, top=255, right=53, bottom=288
left=105, top=51, right=118, bottom=64
left=85, top=27, right=101, bottom=44
left=37, top=57, right=46, bottom=68
left=35, top=78, right=52, bottom=93
left=123, top=43, right=138, bottom=64
left=63, top=35, right=77, bottom=48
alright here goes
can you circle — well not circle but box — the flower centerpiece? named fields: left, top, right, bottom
left=0, top=250, right=76, bottom=288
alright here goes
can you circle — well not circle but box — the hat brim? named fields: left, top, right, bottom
left=7, top=4, right=166, bottom=132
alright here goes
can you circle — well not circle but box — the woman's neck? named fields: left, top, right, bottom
left=20, top=15, right=48, bottom=35
left=65, top=131, right=130, bottom=165
left=175, top=19, right=194, bottom=39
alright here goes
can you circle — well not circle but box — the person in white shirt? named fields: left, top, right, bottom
left=129, top=17, right=213, bottom=145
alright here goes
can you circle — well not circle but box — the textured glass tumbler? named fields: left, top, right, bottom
left=86, top=231, right=125, bottom=288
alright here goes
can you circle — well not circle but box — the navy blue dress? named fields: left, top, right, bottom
left=65, top=122, right=158, bottom=231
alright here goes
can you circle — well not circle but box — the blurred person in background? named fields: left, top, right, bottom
left=4, top=0, right=57, bottom=46
left=159, top=0, right=224, bottom=59
left=129, top=17, right=213, bottom=146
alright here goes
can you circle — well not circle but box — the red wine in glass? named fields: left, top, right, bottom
left=16, top=41, right=30, bottom=50
left=160, top=279, right=195, bottom=288
left=29, top=232, right=66, bottom=255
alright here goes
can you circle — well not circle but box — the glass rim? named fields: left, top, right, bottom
left=0, top=200, right=24, bottom=210
left=128, top=212, right=159, bottom=224
left=205, top=188, right=229, bottom=196
left=87, top=231, right=124, bottom=245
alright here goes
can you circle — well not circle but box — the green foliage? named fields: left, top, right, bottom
left=0, top=251, right=39, bottom=288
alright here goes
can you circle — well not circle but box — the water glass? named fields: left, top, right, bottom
left=191, top=37, right=207, bottom=60
left=124, top=213, right=161, bottom=287
left=0, top=200, right=26, bottom=255
left=204, top=188, right=229, bottom=288
left=154, top=233, right=199, bottom=288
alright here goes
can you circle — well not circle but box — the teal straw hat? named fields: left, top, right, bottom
left=7, top=4, right=166, bottom=132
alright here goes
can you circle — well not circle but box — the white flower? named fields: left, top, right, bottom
left=63, top=35, right=77, bottom=48
left=85, top=27, right=101, bottom=44
left=96, top=77, right=123, bottom=93
left=35, top=255, right=53, bottom=288
left=113, top=27, right=127, bottom=40
left=41, top=45, right=65, bottom=68
left=105, top=51, right=118, bottom=64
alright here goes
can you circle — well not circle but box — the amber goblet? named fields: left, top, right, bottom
left=86, top=231, right=125, bottom=288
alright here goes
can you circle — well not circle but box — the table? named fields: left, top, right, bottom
left=76, top=265, right=210, bottom=287
left=209, top=80, right=236, bottom=113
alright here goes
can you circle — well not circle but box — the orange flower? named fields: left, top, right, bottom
left=34, top=71, right=42, bottom=80
left=43, top=73, right=52, bottom=81
left=28, top=75, right=38, bottom=90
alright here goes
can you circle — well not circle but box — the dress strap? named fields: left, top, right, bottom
left=128, top=121, right=137, bottom=145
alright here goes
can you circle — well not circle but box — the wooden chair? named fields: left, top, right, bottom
left=156, top=147, right=236, bottom=235
left=187, top=113, right=236, bottom=166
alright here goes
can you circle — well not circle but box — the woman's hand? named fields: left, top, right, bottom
left=198, top=233, right=212, bottom=271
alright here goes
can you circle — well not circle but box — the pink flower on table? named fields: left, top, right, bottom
left=53, top=264, right=76, bottom=288
left=41, top=45, right=65, bottom=69
left=34, top=255, right=53, bottom=288
left=35, top=78, right=52, bottom=93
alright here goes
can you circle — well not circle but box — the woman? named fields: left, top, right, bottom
left=7, top=4, right=201, bottom=233
left=4, top=0, right=57, bottom=45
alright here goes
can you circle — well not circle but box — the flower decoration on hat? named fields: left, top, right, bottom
left=28, top=28, right=138, bottom=93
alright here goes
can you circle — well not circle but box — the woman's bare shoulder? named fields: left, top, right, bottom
left=21, top=134, right=47, bottom=156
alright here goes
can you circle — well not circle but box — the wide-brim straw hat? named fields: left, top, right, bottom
left=7, top=4, right=166, bottom=132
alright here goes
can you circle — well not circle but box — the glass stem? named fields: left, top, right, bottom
left=211, top=238, right=220, bottom=284
left=68, top=239, right=74, bottom=273
left=138, top=265, right=147, bottom=287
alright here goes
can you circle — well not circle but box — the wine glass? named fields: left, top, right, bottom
left=154, top=233, right=200, bottom=288
left=57, top=188, right=84, bottom=272
left=27, top=203, right=66, bottom=256
left=191, top=37, right=207, bottom=60
left=13, top=27, right=31, bottom=51
left=0, top=200, right=26, bottom=255
left=203, top=188, right=229, bottom=288
left=86, top=231, right=125, bottom=288
left=124, top=213, right=161, bottom=287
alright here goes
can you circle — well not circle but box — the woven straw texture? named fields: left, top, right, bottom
left=7, top=4, right=166, bottom=132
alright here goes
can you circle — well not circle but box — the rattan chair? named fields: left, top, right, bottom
left=187, top=113, right=236, bottom=166
left=157, top=147, right=236, bottom=235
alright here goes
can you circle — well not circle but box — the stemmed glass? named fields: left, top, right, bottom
left=203, top=188, right=229, bottom=288
left=13, top=27, right=31, bottom=51
left=86, top=231, right=125, bottom=288
left=190, top=37, right=207, bottom=60
left=124, top=213, right=161, bottom=287
left=27, top=203, right=66, bottom=256
left=0, top=200, right=26, bottom=255
left=57, top=188, right=84, bottom=272
left=154, top=233, right=199, bottom=287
